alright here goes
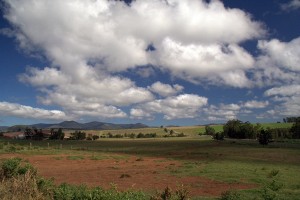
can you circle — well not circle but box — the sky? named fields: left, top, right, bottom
left=0, top=0, right=299, bottom=126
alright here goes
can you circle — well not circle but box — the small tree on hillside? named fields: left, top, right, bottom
left=223, top=120, right=242, bottom=138
left=205, top=125, right=215, bottom=136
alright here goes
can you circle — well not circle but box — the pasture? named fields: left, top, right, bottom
left=1, top=133, right=300, bottom=199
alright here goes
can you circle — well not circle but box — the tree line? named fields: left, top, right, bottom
left=205, top=119, right=300, bottom=145
left=283, top=117, right=300, bottom=123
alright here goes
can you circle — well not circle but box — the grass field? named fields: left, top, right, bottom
left=1, top=133, right=300, bottom=199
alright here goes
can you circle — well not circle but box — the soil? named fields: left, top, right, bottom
left=0, top=154, right=256, bottom=197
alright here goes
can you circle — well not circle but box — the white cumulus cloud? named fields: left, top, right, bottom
left=2, top=0, right=269, bottom=121
left=131, top=94, right=208, bottom=120
left=149, top=81, right=184, bottom=97
left=0, top=102, right=68, bottom=120
left=243, top=100, right=269, bottom=109
left=264, top=85, right=300, bottom=97
left=281, top=0, right=300, bottom=11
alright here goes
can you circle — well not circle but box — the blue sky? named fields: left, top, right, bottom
left=0, top=0, right=299, bottom=126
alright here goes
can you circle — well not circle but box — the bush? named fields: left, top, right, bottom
left=205, top=125, right=216, bottom=135
left=220, top=190, right=241, bottom=200
left=214, top=132, right=224, bottom=140
left=92, top=135, right=99, bottom=140
left=0, top=157, right=36, bottom=179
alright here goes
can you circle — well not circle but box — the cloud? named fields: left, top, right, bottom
left=130, top=108, right=153, bottom=120
left=204, top=103, right=241, bottom=121
left=255, top=37, right=300, bottom=87
left=4, top=0, right=264, bottom=86
left=258, top=38, right=300, bottom=72
left=243, top=100, right=269, bottom=108
left=152, top=38, right=255, bottom=87
left=2, top=0, right=269, bottom=122
left=131, top=94, right=208, bottom=120
left=204, top=100, right=270, bottom=121
left=264, top=85, right=300, bottom=96
left=149, top=81, right=183, bottom=97
left=281, top=0, right=300, bottom=11
left=0, top=102, right=68, bottom=120
left=264, top=85, right=300, bottom=117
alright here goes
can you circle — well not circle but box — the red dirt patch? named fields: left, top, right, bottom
left=0, top=154, right=256, bottom=197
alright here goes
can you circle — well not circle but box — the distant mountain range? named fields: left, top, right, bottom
left=5, top=121, right=148, bottom=132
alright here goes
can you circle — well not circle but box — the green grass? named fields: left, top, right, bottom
left=260, top=122, right=293, bottom=129
left=66, top=155, right=85, bottom=160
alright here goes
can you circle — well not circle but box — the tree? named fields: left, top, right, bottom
left=290, top=121, right=300, bottom=139
left=92, top=135, right=99, bottom=140
left=24, top=127, right=33, bottom=139
left=205, top=125, right=215, bottom=135
left=213, top=132, right=224, bottom=140
left=240, top=122, right=255, bottom=139
left=70, top=131, right=86, bottom=140
left=223, top=120, right=242, bottom=138
left=164, top=128, right=168, bottom=133
left=258, top=129, right=272, bottom=145
left=50, top=128, right=64, bottom=140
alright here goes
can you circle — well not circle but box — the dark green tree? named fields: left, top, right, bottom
left=223, top=120, right=242, bottom=138
left=258, top=129, right=272, bottom=145
left=240, top=122, right=255, bottom=139
left=205, top=125, right=215, bottom=135
left=70, top=131, right=86, bottom=140
left=50, top=128, right=64, bottom=140
left=290, top=121, right=300, bottom=139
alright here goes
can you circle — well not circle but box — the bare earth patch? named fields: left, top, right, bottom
left=0, top=154, right=256, bottom=197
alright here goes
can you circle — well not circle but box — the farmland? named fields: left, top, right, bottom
left=0, top=123, right=299, bottom=199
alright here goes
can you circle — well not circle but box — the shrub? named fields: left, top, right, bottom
left=0, top=157, right=36, bottom=179
left=220, top=190, right=241, bottom=200
left=161, top=186, right=172, bottom=200
left=137, top=133, right=145, bottom=138
left=92, top=135, right=99, bottom=140
left=205, top=125, right=215, bottom=135
left=214, top=132, right=224, bottom=140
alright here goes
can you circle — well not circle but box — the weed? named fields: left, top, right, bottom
left=136, top=157, right=144, bottom=161
left=267, top=170, right=280, bottom=178
left=53, top=156, right=63, bottom=160
left=67, top=155, right=84, bottom=160
left=175, top=185, right=190, bottom=200
left=120, top=173, right=131, bottom=178
left=219, top=190, right=241, bottom=200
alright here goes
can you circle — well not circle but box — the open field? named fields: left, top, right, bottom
left=1, top=136, right=300, bottom=199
